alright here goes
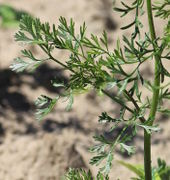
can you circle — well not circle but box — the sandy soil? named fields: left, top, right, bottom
left=0, top=0, right=169, bottom=179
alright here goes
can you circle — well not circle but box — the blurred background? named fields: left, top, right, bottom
left=0, top=0, right=169, bottom=179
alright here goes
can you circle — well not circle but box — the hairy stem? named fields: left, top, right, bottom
left=145, top=0, right=161, bottom=179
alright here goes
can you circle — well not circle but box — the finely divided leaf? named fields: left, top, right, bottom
left=137, top=124, right=160, bottom=134
left=120, top=143, right=136, bottom=155
left=35, top=95, right=59, bottom=120
left=10, top=57, right=43, bottom=72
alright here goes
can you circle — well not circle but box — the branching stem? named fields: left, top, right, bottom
left=102, top=89, right=134, bottom=113
left=48, top=53, right=75, bottom=73
left=124, top=90, right=146, bottom=123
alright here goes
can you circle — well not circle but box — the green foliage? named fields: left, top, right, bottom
left=114, top=0, right=144, bottom=38
left=117, top=160, right=144, bottom=179
left=0, top=4, right=29, bottom=28
left=118, top=158, right=170, bottom=180
left=155, top=158, right=170, bottom=180
left=64, top=168, right=109, bottom=180
left=35, top=95, right=59, bottom=120
left=153, top=0, right=170, bottom=19
left=34, top=87, right=74, bottom=120
left=10, top=0, right=170, bottom=179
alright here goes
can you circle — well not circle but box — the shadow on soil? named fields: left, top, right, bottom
left=0, top=64, right=68, bottom=116
left=27, top=64, right=68, bottom=93
left=0, top=69, right=31, bottom=114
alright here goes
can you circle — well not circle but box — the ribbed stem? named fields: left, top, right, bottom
left=144, top=131, right=152, bottom=180
left=145, top=0, right=161, bottom=179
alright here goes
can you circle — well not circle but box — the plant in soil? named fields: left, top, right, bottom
left=10, top=0, right=170, bottom=179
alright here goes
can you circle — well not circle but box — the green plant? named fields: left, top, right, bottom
left=0, top=4, right=29, bottom=28
left=64, top=168, right=109, bottom=180
left=10, top=0, right=170, bottom=179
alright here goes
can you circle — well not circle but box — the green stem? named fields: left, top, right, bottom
left=48, top=53, right=75, bottom=73
left=101, top=89, right=134, bottom=113
left=145, top=0, right=161, bottom=179
left=124, top=90, right=146, bottom=123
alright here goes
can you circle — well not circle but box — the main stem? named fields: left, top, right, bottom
left=145, top=0, right=161, bottom=179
